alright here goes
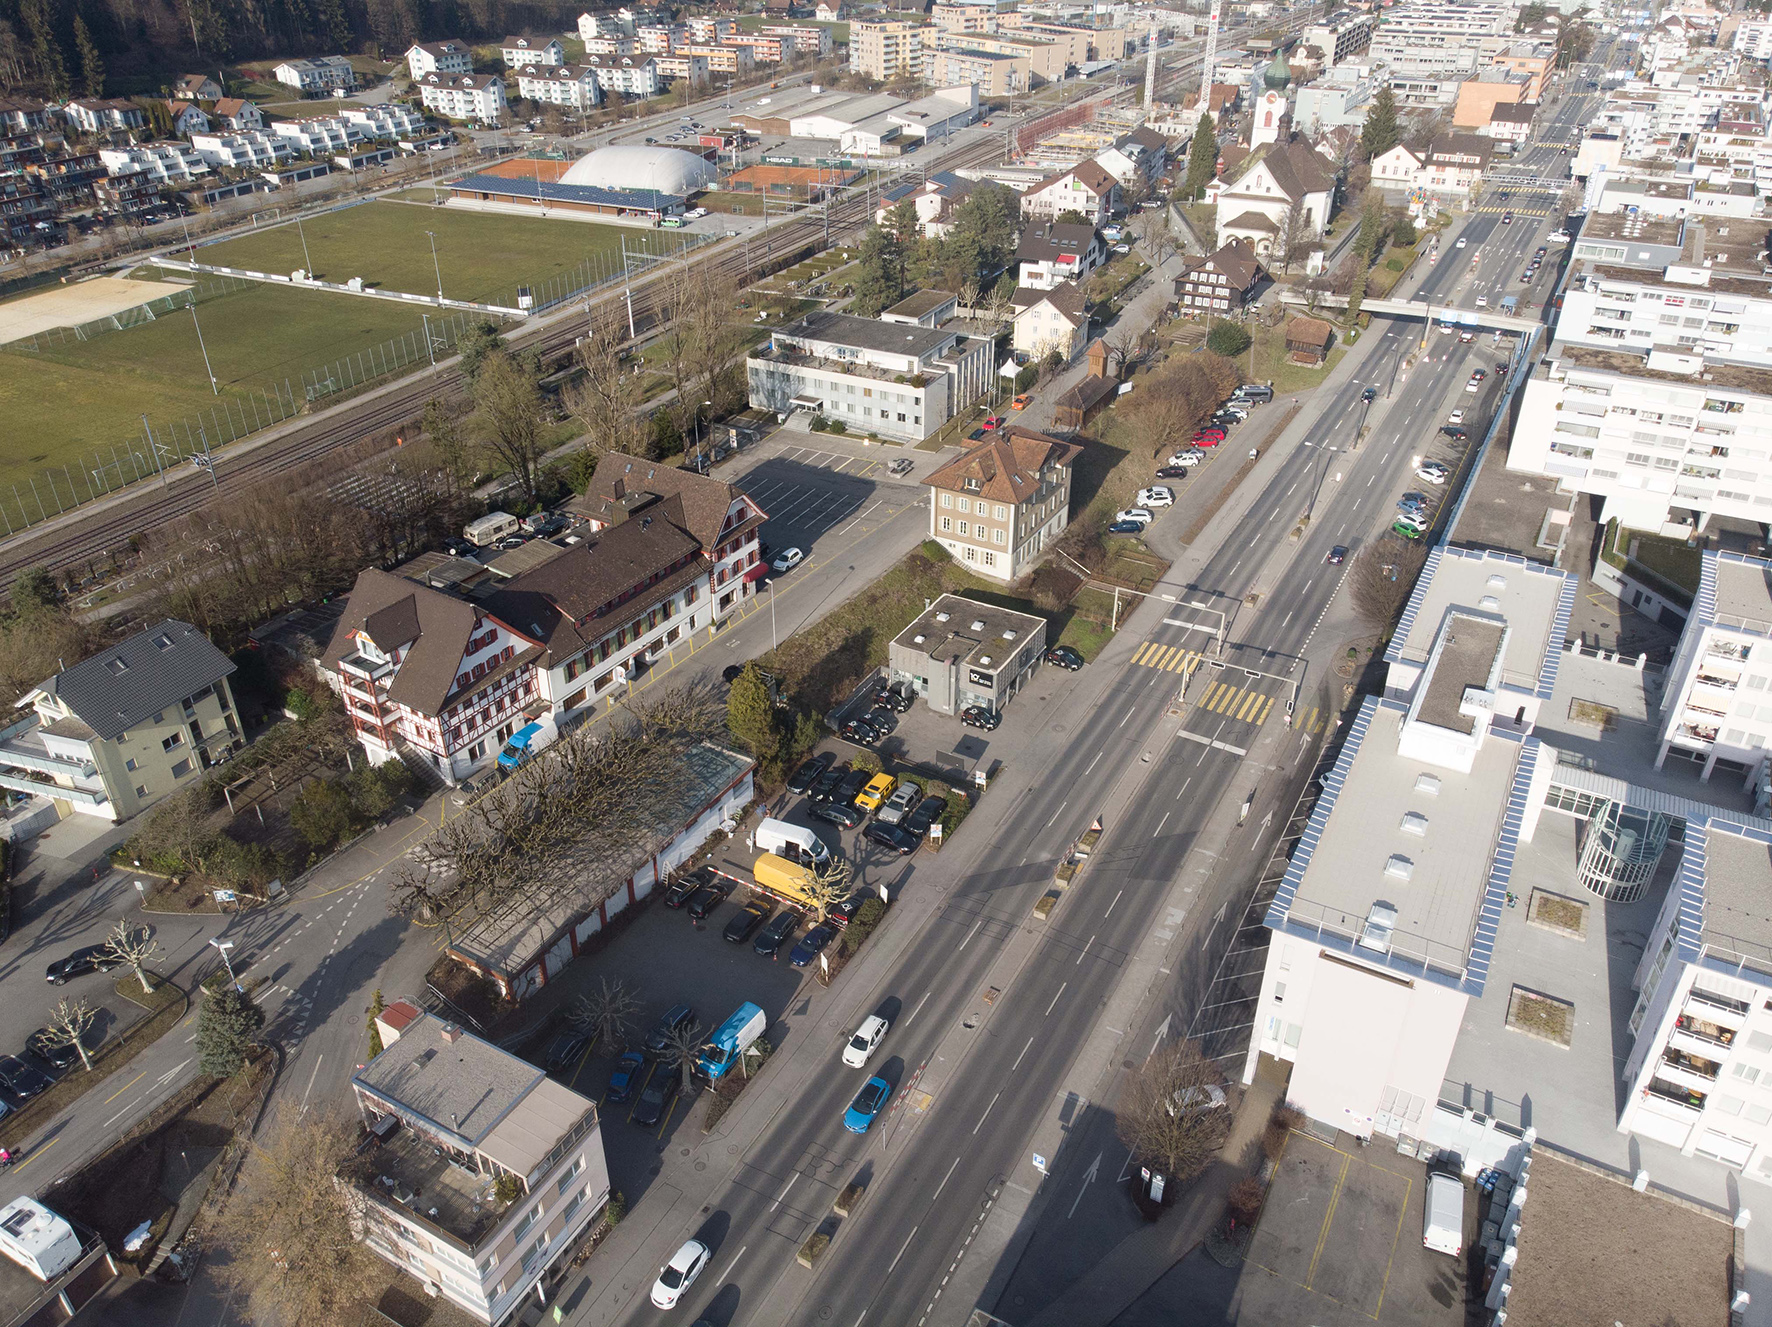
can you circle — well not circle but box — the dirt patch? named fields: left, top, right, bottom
left=1506, top=985, right=1574, bottom=1048
left=1528, top=890, right=1588, bottom=939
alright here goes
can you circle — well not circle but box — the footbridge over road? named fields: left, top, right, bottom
left=1276, top=289, right=1542, bottom=336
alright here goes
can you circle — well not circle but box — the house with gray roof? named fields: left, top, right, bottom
left=6, top=620, right=239, bottom=824
left=1210, top=140, right=1338, bottom=265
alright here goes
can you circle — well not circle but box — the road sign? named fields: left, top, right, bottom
left=213, top=889, right=237, bottom=903
left=1033, top=1153, right=1047, bottom=1173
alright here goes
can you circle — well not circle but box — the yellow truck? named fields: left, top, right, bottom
left=752, top=852, right=820, bottom=910
left=855, top=772, right=897, bottom=813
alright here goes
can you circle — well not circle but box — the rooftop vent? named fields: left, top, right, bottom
left=1384, top=854, right=1415, bottom=881
left=1002, top=629, right=1017, bottom=640
left=1479, top=595, right=1501, bottom=611
left=935, top=611, right=951, bottom=622
left=913, top=633, right=927, bottom=644
left=1460, top=686, right=1496, bottom=719
left=979, top=655, right=993, bottom=666
left=1399, top=811, right=1429, bottom=837
left=1357, top=902, right=1399, bottom=954
left=1415, top=773, right=1442, bottom=796
left=970, top=619, right=986, bottom=631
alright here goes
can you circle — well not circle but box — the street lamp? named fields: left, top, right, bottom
left=295, top=211, right=314, bottom=274
left=425, top=229, right=444, bottom=303
left=190, top=304, right=218, bottom=395
left=696, top=399, right=712, bottom=471
left=209, top=937, right=240, bottom=991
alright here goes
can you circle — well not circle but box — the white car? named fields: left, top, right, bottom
left=1168, top=450, right=1204, bottom=468
left=1137, top=486, right=1175, bottom=507
left=771, top=547, right=804, bottom=572
left=1458, top=330, right=1475, bottom=343
left=843, top=1014, right=890, bottom=1068
left=1455, top=236, right=1468, bottom=248
left=1548, top=229, right=1570, bottom=242
left=1438, top=322, right=1456, bottom=335
left=1447, top=409, right=1465, bottom=425
left=1395, top=509, right=1430, bottom=532
left=1167, top=1083, right=1228, bottom=1117
left=1114, top=508, right=1154, bottom=526
left=651, top=1239, right=710, bottom=1309
left=1114, top=243, right=1131, bottom=253
left=1464, top=377, right=1481, bottom=393
left=1416, top=466, right=1449, bottom=485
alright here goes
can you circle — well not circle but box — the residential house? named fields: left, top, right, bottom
left=652, top=53, right=713, bottom=87
left=1019, top=158, right=1119, bottom=225
left=1484, top=100, right=1536, bottom=149
left=924, top=426, right=1082, bottom=582
left=1370, top=142, right=1424, bottom=189
left=816, top=0, right=845, bottom=18
left=1211, top=140, right=1337, bottom=264
left=99, top=142, right=209, bottom=184
left=190, top=129, right=292, bottom=169
left=1011, top=282, right=1090, bottom=364
left=208, top=97, right=264, bottom=131
left=347, top=1007, right=610, bottom=1323
left=0, top=96, right=53, bottom=136
left=1285, top=315, right=1334, bottom=365
left=1174, top=239, right=1264, bottom=315
left=407, top=39, right=475, bottom=80
left=271, top=56, right=357, bottom=95
left=3, top=620, right=240, bottom=823
left=514, top=65, right=603, bottom=111
left=165, top=101, right=209, bottom=136
left=585, top=56, right=661, bottom=98
left=62, top=98, right=145, bottom=133
left=874, top=170, right=979, bottom=238
left=500, top=35, right=565, bottom=66
left=1418, top=134, right=1493, bottom=197
left=173, top=74, right=223, bottom=102
left=418, top=73, right=507, bottom=127
left=1015, top=220, right=1107, bottom=290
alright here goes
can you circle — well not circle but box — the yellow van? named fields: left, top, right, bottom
left=854, top=772, right=897, bottom=813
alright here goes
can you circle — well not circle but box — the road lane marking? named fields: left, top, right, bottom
left=301, top=1053, right=325, bottom=1112
left=957, top=918, right=983, bottom=951
left=973, top=1091, right=1001, bottom=1134
left=1176, top=777, right=1191, bottom=800
left=1156, top=811, right=1168, bottom=835
left=906, top=990, right=932, bottom=1026
left=933, top=1156, right=962, bottom=1200
left=1045, top=982, right=1066, bottom=1016
left=771, top=1174, right=798, bottom=1212
left=103, top=1070, right=146, bottom=1104
left=717, top=1245, right=747, bottom=1282
left=1044, top=799, right=1068, bottom=828
left=1077, top=934, right=1095, bottom=965
left=1012, top=1036, right=1035, bottom=1072
left=888, top=1226, right=919, bottom=1275
left=1084, top=751, right=1102, bottom=774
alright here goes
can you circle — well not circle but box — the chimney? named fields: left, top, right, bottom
left=441, top=1023, right=463, bottom=1044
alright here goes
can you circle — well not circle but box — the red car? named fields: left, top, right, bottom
left=1193, top=427, right=1226, bottom=441
left=982, top=416, right=1004, bottom=430
left=1191, top=433, right=1221, bottom=448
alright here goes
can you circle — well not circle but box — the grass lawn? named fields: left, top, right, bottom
left=194, top=200, right=654, bottom=309
left=0, top=277, right=460, bottom=501
left=1245, top=321, right=1349, bottom=396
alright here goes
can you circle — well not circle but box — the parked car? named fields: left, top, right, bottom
left=1325, top=545, right=1347, bottom=565
left=789, top=924, right=836, bottom=968
left=1192, top=426, right=1226, bottom=442
left=771, top=547, right=805, bottom=573
left=26, top=1025, right=95, bottom=1071
left=1154, top=466, right=1190, bottom=480
left=722, top=663, right=744, bottom=684
left=46, top=944, right=121, bottom=985
left=836, top=767, right=871, bottom=804
left=1046, top=645, right=1084, bottom=671
left=1417, top=465, right=1449, bottom=485
left=1136, top=486, right=1174, bottom=507
left=841, top=716, right=880, bottom=745
left=1440, top=425, right=1468, bottom=440
left=787, top=752, right=833, bottom=795
left=877, top=781, right=924, bottom=826
left=1190, top=433, right=1221, bottom=448
left=606, top=1049, right=647, bottom=1103
left=843, top=1014, right=889, bottom=1068
left=828, top=890, right=873, bottom=929
left=865, top=821, right=920, bottom=855
left=864, top=707, right=898, bottom=737
left=542, top=1029, right=589, bottom=1074
left=844, top=1076, right=893, bottom=1132
left=887, top=456, right=914, bottom=476
left=880, top=681, right=915, bottom=713
left=1447, top=409, right=1465, bottom=426
left=1169, top=450, right=1203, bottom=468
left=663, top=867, right=711, bottom=908
left=0, top=1054, right=52, bottom=1100
left=724, top=899, right=772, bottom=943
left=686, top=879, right=731, bottom=920
left=810, top=798, right=864, bottom=830
left=961, top=706, right=1001, bottom=731
left=753, top=909, right=801, bottom=957
left=643, top=1003, right=696, bottom=1055
left=1391, top=520, right=1425, bottom=540
left=633, top=1070, right=681, bottom=1128
left=811, top=766, right=847, bottom=803
left=904, top=796, right=946, bottom=838
left=1011, top=393, right=1032, bottom=410
left=1107, top=521, right=1144, bottom=534
left=1113, top=508, right=1153, bottom=526
left=982, top=416, right=1004, bottom=430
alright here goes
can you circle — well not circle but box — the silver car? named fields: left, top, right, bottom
left=877, top=782, right=924, bottom=826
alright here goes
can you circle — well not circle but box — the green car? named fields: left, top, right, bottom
left=1392, top=521, right=1425, bottom=540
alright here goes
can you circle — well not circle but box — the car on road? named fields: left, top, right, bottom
left=1447, top=409, right=1465, bottom=426
left=810, top=798, right=864, bottom=830
left=878, top=781, right=924, bottom=826
left=1011, top=393, right=1032, bottom=410
left=789, top=924, right=836, bottom=968
left=1519, top=270, right=1535, bottom=284
left=787, top=752, right=833, bottom=795
left=864, top=820, right=920, bottom=855
left=1361, top=385, right=1377, bottom=402
left=1458, top=330, right=1475, bottom=343
left=1113, top=508, right=1153, bottom=526
left=650, top=1237, right=709, bottom=1309
left=753, top=909, right=801, bottom=957
left=721, top=663, right=744, bottom=685
left=1471, top=369, right=1488, bottom=382
left=644, top=1003, right=696, bottom=1055
left=771, top=547, right=804, bottom=573
left=905, top=796, right=946, bottom=838
left=1535, top=246, right=1547, bottom=259
left=982, top=416, right=1004, bottom=430
left=0, top=1054, right=52, bottom=1100
left=843, top=1014, right=890, bottom=1068
left=1136, top=486, right=1174, bottom=507
left=686, top=878, right=731, bottom=920
left=1154, top=466, right=1190, bottom=481
left=961, top=706, right=1001, bottom=731
left=724, top=899, right=772, bottom=943
left=606, top=1050, right=647, bottom=1103
left=1046, top=645, right=1084, bottom=671
left=1455, top=236, right=1467, bottom=248
left=46, top=944, right=121, bottom=984
left=1502, top=211, right=1514, bottom=223
left=27, top=1026, right=95, bottom=1071
left=1465, top=377, right=1481, bottom=393
left=844, top=1076, right=893, bottom=1133
left=1326, top=545, right=1347, bottom=565
left=542, top=1029, right=589, bottom=1074
left=1438, top=321, right=1455, bottom=334
left=1107, top=520, right=1145, bottom=535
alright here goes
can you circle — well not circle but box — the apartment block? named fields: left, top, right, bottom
left=349, top=1006, right=609, bottom=1322
left=99, top=142, right=208, bottom=184
left=500, top=36, right=565, bottom=66
left=764, top=24, right=835, bottom=58
left=406, top=39, right=474, bottom=79
left=1653, top=551, right=1772, bottom=787
left=929, top=47, right=1027, bottom=95
left=747, top=310, right=992, bottom=443
left=514, top=64, right=603, bottom=110
left=585, top=56, right=661, bottom=97
left=418, top=73, right=507, bottom=126
left=653, top=53, right=712, bottom=86
left=724, top=34, right=784, bottom=63
left=1299, top=13, right=1373, bottom=65
left=272, top=55, right=358, bottom=94
left=1368, top=0, right=1510, bottom=76
left=681, top=43, right=755, bottom=75
left=924, top=427, right=1080, bottom=582
left=189, top=129, right=292, bottom=169
left=850, top=19, right=925, bottom=80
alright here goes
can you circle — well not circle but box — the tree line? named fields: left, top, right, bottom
left=850, top=182, right=1021, bottom=317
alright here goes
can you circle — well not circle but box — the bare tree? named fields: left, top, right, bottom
left=1133, top=210, right=1179, bottom=268
left=1274, top=204, right=1308, bottom=274
left=563, top=314, right=649, bottom=460
left=209, top=1110, right=384, bottom=1324
left=659, top=1017, right=704, bottom=1095
left=568, top=977, right=640, bottom=1051
left=42, top=998, right=97, bottom=1072
left=103, top=920, right=160, bottom=994
left=1115, top=1040, right=1232, bottom=1187
left=801, top=858, right=854, bottom=926
left=471, top=349, right=548, bottom=504
left=1349, top=540, right=1428, bottom=629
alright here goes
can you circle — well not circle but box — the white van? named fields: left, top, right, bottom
left=754, top=816, right=830, bottom=865
left=1422, top=1171, right=1464, bottom=1257
left=464, top=511, right=521, bottom=547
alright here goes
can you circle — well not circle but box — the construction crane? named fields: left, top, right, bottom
left=1143, top=20, right=1158, bottom=112
left=1199, top=1, right=1221, bottom=109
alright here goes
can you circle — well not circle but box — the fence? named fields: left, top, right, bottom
left=4, top=273, right=259, bottom=353
left=0, top=306, right=489, bottom=539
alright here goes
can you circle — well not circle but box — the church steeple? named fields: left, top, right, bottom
left=1263, top=48, right=1292, bottom=90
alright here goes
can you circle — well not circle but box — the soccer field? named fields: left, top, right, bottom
left=0, top=276, right=473, bottom=517
left=194, top=200, right=652, bottom=308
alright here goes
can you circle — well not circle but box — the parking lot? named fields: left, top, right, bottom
left=735, top=446, right=922, bottom=572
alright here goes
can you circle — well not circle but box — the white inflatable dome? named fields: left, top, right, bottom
left=559, top=145, right=716, bottom=195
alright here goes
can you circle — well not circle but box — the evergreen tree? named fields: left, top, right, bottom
left=726, top=663, right=782, bottom=767
left=197, top=984, right=264, bottom=1078
left=73, top=15, right=102, bottom=98
left=1182, top=113, right=1217, bottom=201
left=20, top=0, right=67, bottom=100
left=1360, top=85, right=1401, bottom=160
left=1345, top=265, right=1367, bottom=327
left=366, top=989, right=386, bottom=1059
left=317, top=0, right=354, bottom=51
left=850, top=222, right=907, bottom=316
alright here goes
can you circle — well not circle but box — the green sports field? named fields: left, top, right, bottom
left=0, top=273, right=478, bottom=516
left=193, top=200, right=656, bottom=309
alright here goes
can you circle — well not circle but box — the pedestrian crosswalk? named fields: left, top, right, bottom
left=1130, top=641, right=1204, bottom=673
left=1130, top=636, right=1334, bottom=735
left=1196, top=681, right=1277, bottom=726
left=1472, top=205, right=1552, bottom=217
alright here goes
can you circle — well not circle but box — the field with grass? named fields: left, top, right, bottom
left=1245, top=321, right=1348, bottom=396
left=193, top=200, right=653, bottom=309
left=0, top=275, right=465, bottom=507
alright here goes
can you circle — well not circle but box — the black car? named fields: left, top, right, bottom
left=685, top=878, right=731, bottom=920
left=880, top=681, right=915, bottom=713
left=865, top=707, right=898, bottom=737
left=752, top=910, right=800, bottom=957
left=828, top=891, right=871, bottom=929
left=46, top=944, right=121, bottom=985
left=787, top=752, right=833, bottom=795
left=810, top=799, right=864, bottom=830
left=722, top=664, right=745, bottom=685
left=26, top=1026, right=95, bottom=1071
left=811, top=766, right=847, bottom=803
left=1326, top=545, right=1347, bottom=565
left=836, top=767, right=871, bottom=804
left=723, top=899, right=772, bottom=943
left=663, top=867, right=712, bottom=908
left=1046, top=645, right=1084, bottom=671
left=905, top=796, right=946, bottom=837
left=789, top=924, right=836, bottom=968
left=1440, top=425, right=1468, bottom=440
left=864, top=821, right=920, bottom=855
left=841, top=716, right=879, bottom=745
left=961, top=706, right=1001, bottom=731
left=643, top=1004, right=696, bottom=1056
left=0, top=1054, right=52, bottom=1100
left=542, top=1029, right=589, bottom=1074
left=1361, top=385, right=1377, bottom=402
left=632, top=1070, right=681, bottom=1127
left=1154, top=466, right=1190, bottom=481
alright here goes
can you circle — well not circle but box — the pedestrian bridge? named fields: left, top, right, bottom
left=1276, top=290, right=1541, bottom=336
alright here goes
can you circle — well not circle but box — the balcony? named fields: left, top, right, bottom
left=1677, top=722, right=1720, bottom=745
left=1643, top=1077, right=1707, bottom=1115
left=339, top=651, right=394, bottom=683
left=1693, top=670, right=1739, bottom=690
left=1706, top=640, right=1751, bottom=662
left=1659, top=1047, right=1722, bottom=1091
left=1684, top=694, right=1730, bottom=719
left=1685, top=987, right=1750, bottom=1028
left=1673, top=1014, right=1736, bottom=1054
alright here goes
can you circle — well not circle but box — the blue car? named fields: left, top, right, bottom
left=844, top=1076, right=892, bottom=1133
left=1107, top=520, right=1145, bottom=535
left=605, top=1050, right=646, bottom=1104
left=789, top=923, right=836, bottom=968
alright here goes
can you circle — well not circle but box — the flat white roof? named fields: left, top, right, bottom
left=1388, top=548, right=1573, bottom=697
left=1706, top=551, right=1772, bottom=633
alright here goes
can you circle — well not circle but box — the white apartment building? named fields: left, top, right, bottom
left=765, top=24, right=834, bottom=58
left=1506, top=223, right=1772, bottom=535
left=99, top=143, right=208, bottom=184
left=747, top=310, right=993, bottom=444
left=342, top=104, right=426, bottom=140
left=350, top=1005, right=610, bottom=1323
left=1299, top=13, right=1374, bottom=66
left=418, top=73, right=507, bottom=126
left=1293, top=64, right=1379, bottom=133
left=583, top=34, right=638, bottom=56
left=1654, top=550, right=1772, bottom=787
left=652, top=53, right=712, bottom=87
left=271, top=116, right=356, bottom=155
left=585, top=56, right=661, bottom=98
left=1736, top=20, right=1772, bottom=59
left=514, top=64, right=604, bottom=110
left=272, top=55, right=357, bottom=94
left=189, top=130, right=292, bottom=169
left=850, top=19, right=925, bottom=80
left=686, top=15, right=734, bottom=41
left=1368, top=0, right=1509, bottom=76
left=407, top=39, right=474, bottom=79
left=500, top=35, right=565, bottom=66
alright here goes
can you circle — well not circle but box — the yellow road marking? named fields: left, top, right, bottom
left=1132, top=641, right=1157, bottom=666
left=1306, top=1151, right=1352, bottom=1289
left=103, top=1070, right=146, bottom=1103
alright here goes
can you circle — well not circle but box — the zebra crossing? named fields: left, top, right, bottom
left=1471, top=204, right=1551, bottom=217
left=1130, top=640, right=1204, bottom=674
left=1131, top=638, right=1332, bottom=733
